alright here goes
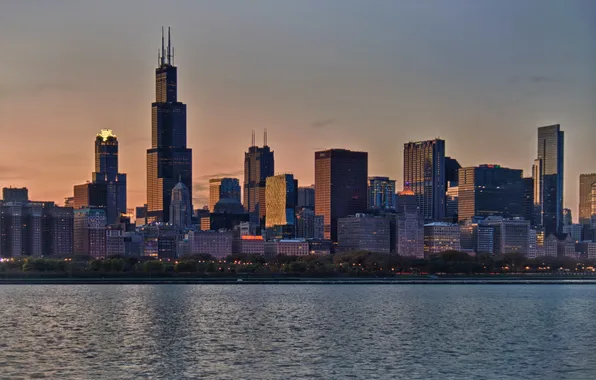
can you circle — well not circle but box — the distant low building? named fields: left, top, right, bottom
left=188, top=230, right=233, bottom=259
left=232, top=236, right=265, bottom=255
left=576, top=242, right=596, bottom=260
left=424, top=223, right=461, bottom=256
left=338, top=214, right=391, bottom=253
left=264, top=239, right=309, bottom=256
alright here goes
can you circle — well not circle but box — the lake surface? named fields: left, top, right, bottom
left=1, top=285, right=595, bottom=379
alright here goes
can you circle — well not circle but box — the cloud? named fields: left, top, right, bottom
left=0, top=83, right=78, bottom=99
left=507, top=75, right=559, bottom=85
left=195, top=170, right=243, bottom=181
left=311, top=118, right=336, bottom=129
left=193, top=182, right=209, bottom=193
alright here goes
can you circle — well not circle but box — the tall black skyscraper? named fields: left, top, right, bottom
left=533, top=124, right=564, bottom=236
left=244, top=130, right=274, bottom=231
left=92, top=129, right=126, bottom=225
left=147, top=27, right=192, bottom=223
left=315, top=149, right=368, bottom=242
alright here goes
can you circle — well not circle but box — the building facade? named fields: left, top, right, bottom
left=403, top=139, right=446, bottom=223
left=244, top=132, right=274, bottom=231
left=147, top=28, right=192, bottom=223
left=297, top=186, right=315, bottom=209
left=423, top=223, right=461, bottom=256
left=481, top=217, right=530, bottom=255
left=169, top=181, right=192, bottom=228
left=92, top=129, right=127, bottom=225
left=533, top=124, right=564, bottom=236
left=458, top=165, right=524, bottom=222
left=265, top=174, right=297, bottom=238
left=368, top=176, right=396, bottom=210
left=579, top=174, right=596, bottom=225
left=0, top=200, right=73, bottom=257
left=74, top=208, right=107, bottom=258
left=209, top=178, right=241, bottom=212
left=315, top=149, right=368, bottom=242
left=337, top=214, right=391, bottom=253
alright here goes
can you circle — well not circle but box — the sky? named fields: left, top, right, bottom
left=0, top=0, right=595, bottom=219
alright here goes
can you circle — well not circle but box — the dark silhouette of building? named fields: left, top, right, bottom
left=244, top=130, right=274, bottom=231
left=445, top=156, right=461, bottom=187
left=458, top=165, right=524, bottom=222
left=315, top=149, right=368, bottom=242
left=2, top=187, right=28, bottom=203
left=92, top=129, right=127, bottom=224
left=74, top=183, right=107, bottom=210
left=403, top=139, right=446, bottom=223
left=297, top=185, right=315, bottom=210
left=522, top=177, right=534, bottom=226
left=209, top=178, right=241, bottom=212
left=0, top=200, right=73, bottom=257
left=533, top=124, right=564, bottom=236
left=147, top=27, right=192, bottom=223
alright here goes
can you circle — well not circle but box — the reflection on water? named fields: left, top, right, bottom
left=1, top=285, right=596, bottom=379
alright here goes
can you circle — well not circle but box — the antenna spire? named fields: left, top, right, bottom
left=161, top=26, right=166, bottom=66
left=167, top=27, right=172, bottom=65
left=264, top=129, right=268, bottom=146
left=251, top=130, right=255, bottom=147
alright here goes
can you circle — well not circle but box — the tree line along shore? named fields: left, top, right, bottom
left=1, top=251, right=595, bottom=279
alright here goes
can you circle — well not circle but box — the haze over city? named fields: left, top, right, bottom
left=0, top=0, right=594, bottom=217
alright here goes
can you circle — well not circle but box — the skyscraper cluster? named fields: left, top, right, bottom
left=2, top=28, right=595, bottom=261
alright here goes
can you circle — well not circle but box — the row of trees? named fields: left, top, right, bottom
left=0, top=251, right=594, bottom=276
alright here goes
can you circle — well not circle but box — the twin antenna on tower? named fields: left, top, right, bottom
left=251, top=129, right=268, bottom=147
left=158, top=26, right=174, bottom=67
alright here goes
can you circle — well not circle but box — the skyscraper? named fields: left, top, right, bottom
left=522, top=177, right=535, bottom=226
left=297, top=185, right=315, bottom=210
left=147, top=27, right=192, bottom=223
left=457, top=165, right=524, bottom=222
left=579, top=174, right=596, bottom=225
left=534, top=124, right=564, bottom=236
left=169, top=181, right=192, bottom=228
left=244, top=131, right=274, bottom=230
left=367, top=176, right=396, bottom=210
left=92, top=129, right=126, bottom=224
left=2, top=187, right=28, bottom=203
left=265, top=174, right=297, bottom=238
left=403, top=139, right=446, bottom=222
left=209, top=178, right=241, bottom=212
left=315, top=149, right=368, bottom=242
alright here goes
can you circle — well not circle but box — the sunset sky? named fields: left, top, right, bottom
left=0, top=0, right=594, bottom=219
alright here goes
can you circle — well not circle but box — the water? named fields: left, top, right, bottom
left=1, top=285, right=595, bottom=379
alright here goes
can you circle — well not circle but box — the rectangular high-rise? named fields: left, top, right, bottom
left=579, top=174, right=596, bottom=225
left=403, top=139, right=446, bottom=223
left=265, top=174, right=297, bottom=238
left=534, top=124, right=564, bottom=236
left=209, top=178, right=241, bottom=212
left=368, top=176, right=396, bottom=210
left=458, top=165, right=524, bottom=222
left=244, top=133, right=274, bottom=230
left=147, top=28, right=192, bottom=223
left=315, top=149, right=368, bottom=242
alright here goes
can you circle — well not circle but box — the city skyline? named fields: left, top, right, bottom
left=0, top=1, right=595, bottom=219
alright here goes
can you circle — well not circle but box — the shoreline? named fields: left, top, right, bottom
left=2, top=277, right=596, bottom=285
